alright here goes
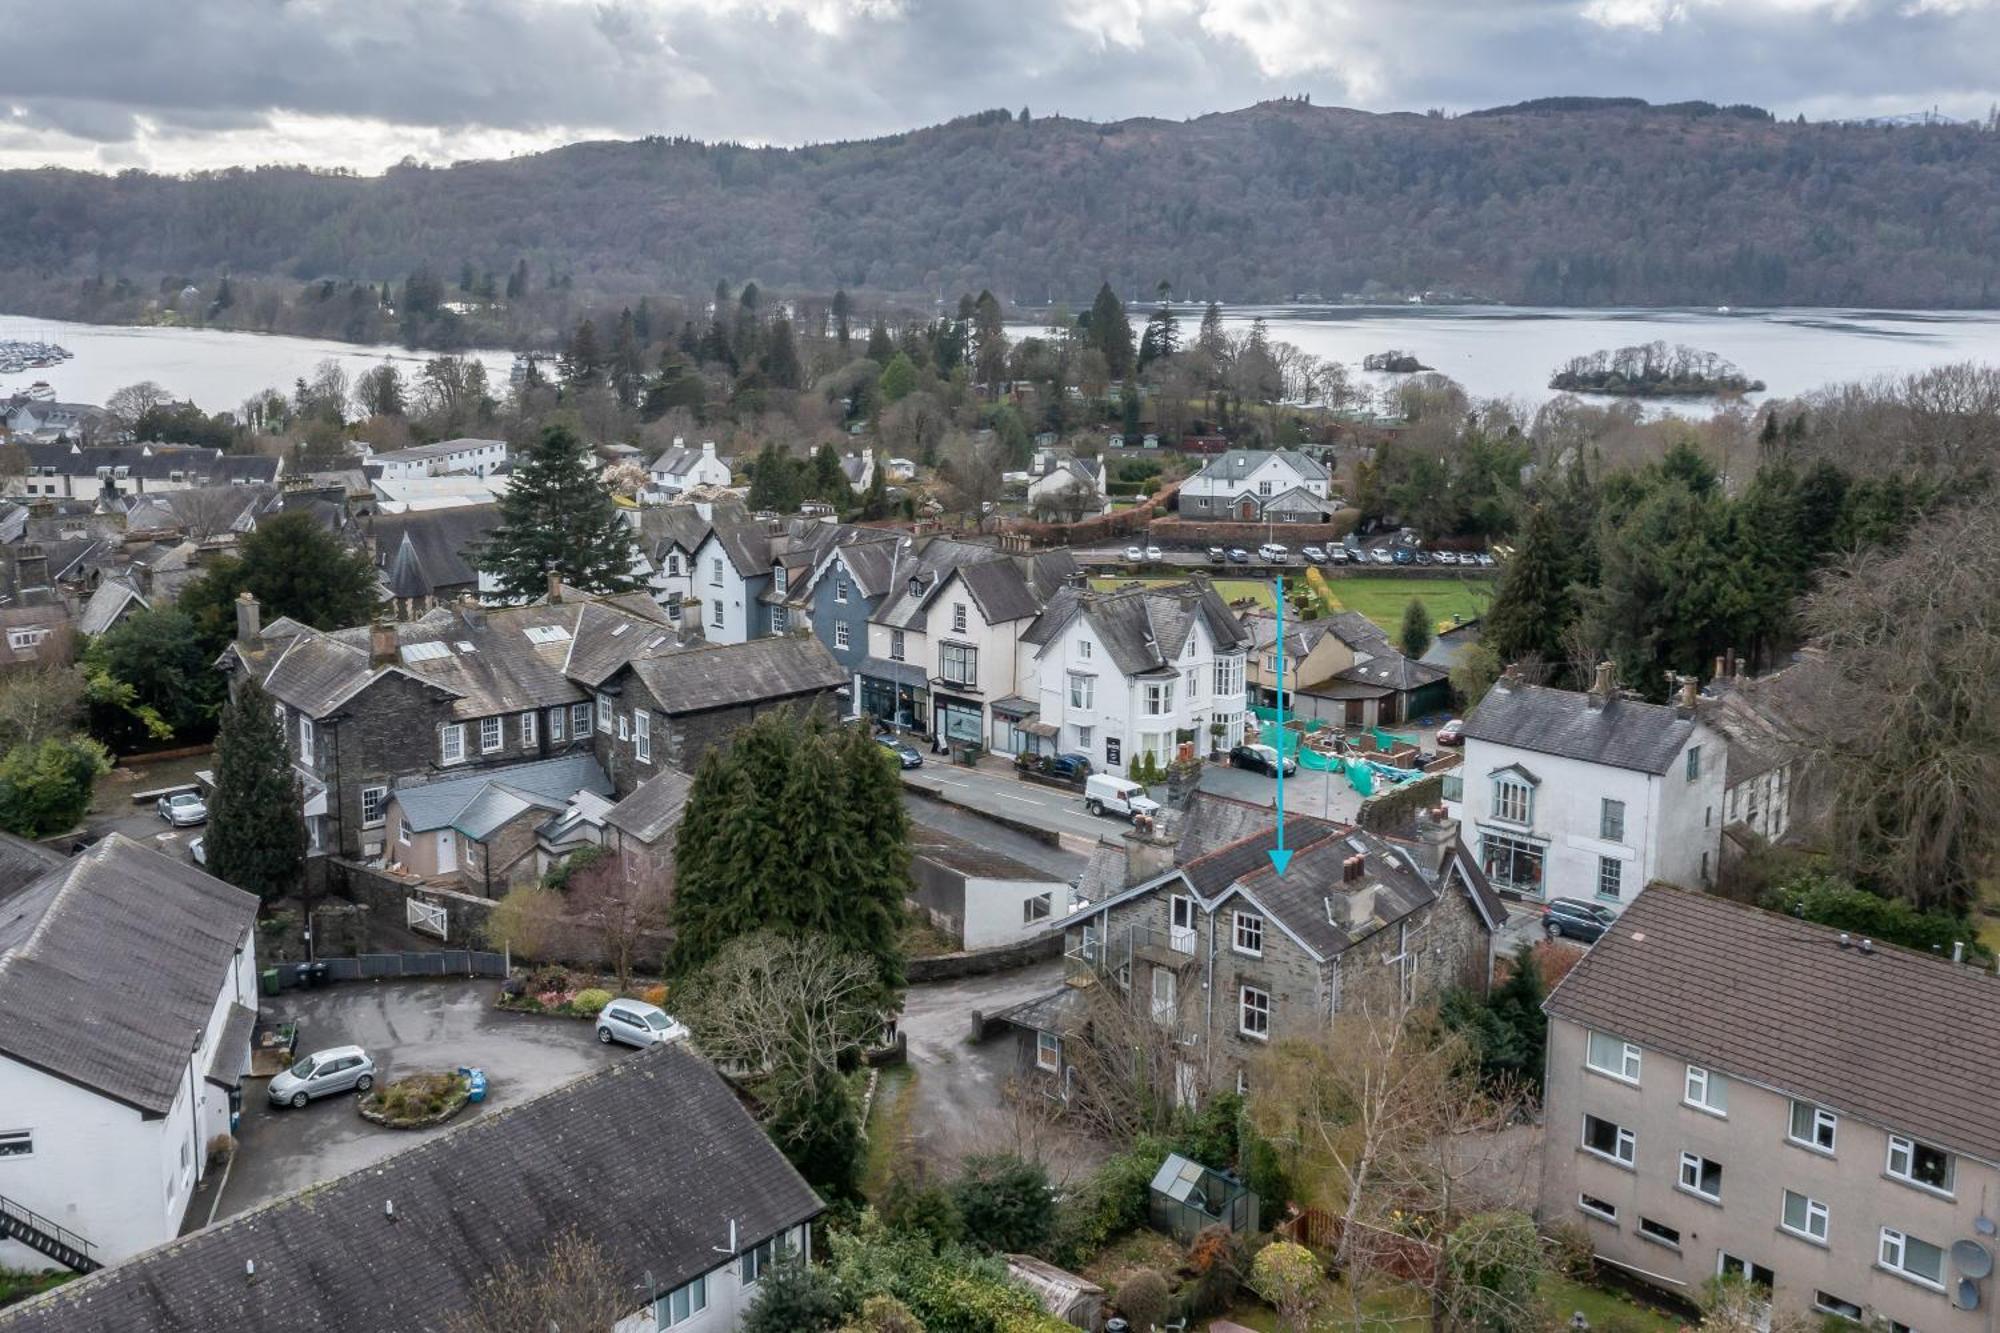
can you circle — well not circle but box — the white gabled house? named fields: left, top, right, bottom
left=1443, top=663, right=1726, bottom=916
left=1176, top=449, right=1334, bottom=522
left=644, top=439, right=734, bottom=502
left=1026, top=455, right=1109, bottom=517
left=1019, top=580, right=1251, bottom=776
left=0, top=835, right=259, bottom=1273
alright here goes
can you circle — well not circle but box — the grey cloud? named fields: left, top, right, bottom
left=0, top=0, right=1996, bottom=171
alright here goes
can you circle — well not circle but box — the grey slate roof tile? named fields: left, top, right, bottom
left=629, top=636, right=846, bottom=714
left=1463, top=679, right=1695, bottom=774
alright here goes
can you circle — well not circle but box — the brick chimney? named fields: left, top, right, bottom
left=370, top=620, right=397, bottom=667
left=546, top=571, right=562, bottom=604
left=1415, top=806, right=1458, bottom=878
left=1122, top=813, right=1177, bottom=888
left=1674, top=673, right=1699, bottom=717
left=234, top=590, right=261, bottom=644
left=1586, top=660, right=1615, bottom=711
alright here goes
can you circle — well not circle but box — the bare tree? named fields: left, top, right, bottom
left=444, top=1228, right=633, bottom=1333
left=937, top=433, right=1005, bottom=531
left=564, top=850, right=669, bottom=993
left=104, top=381, right=174, bottom=430
left=0, top=659, right=85, bottom=752
left=168, top=486, right=247, bottom=544
left=1051, top=952, right=1232, bottom=1143
left=676, top=932, right=879, bottom=1086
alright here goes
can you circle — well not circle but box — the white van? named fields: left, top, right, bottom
left=1084, top=773, right=1161, bottom=821
left=1257, top=542, right=1290, bottom=563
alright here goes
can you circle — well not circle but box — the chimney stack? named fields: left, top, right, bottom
left=1499, top=661, right=1523, bottom=690
left=1121, top=813, right=1177, bottom=888
left=701, top=440, right=717, bottom=458
left=458, top=593, right=485, bottom=629
left=1674, top=674, right=1699, bottom=715
left=370, top=620, right=397, bottom=668
left=1586, top=660, right=1615, bottom=710
left=1415, top=806, right=1458, bottom=878
left=1342, top=853, right=1366, bottom=883
left=546, top=571, right=562, bottom=604
left=235, top=590, right=261, bottom=644
left=1712, top=654, right=1726, bottom=681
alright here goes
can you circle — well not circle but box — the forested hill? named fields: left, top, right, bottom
left=5, top=98, right=2000, bottom=309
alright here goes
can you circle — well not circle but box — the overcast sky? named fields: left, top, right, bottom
left=2, top=0, right=1995, bottom=174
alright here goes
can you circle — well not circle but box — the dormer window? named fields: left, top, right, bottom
left=773, top=567, right=788, bottom=594
left=1492, top=774, right=1534, bottom=825
left=908, top=576, right=924, bottom=599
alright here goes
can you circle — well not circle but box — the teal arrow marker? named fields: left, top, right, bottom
left=1268, top=572, right=1293, bottom=876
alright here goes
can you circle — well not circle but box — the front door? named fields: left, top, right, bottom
left=437, top=829, right=457, bottom=874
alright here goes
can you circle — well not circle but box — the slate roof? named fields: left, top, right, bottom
left=604, top=769, right=695, bottom=844
left=0, top=1045, right=823, bottom=1333
left=956, top=558, right=1045, bottom=624
left=638, top=503, right=732, bottom=562
left=371, top=503, right=501, bottom=597
left=1463, top=679, right=1698, bottom=775
left=1024, top=580, right=1248, bottom=677
left=392, top=753, right=612, bottom=837
left=1704, top=655, right=1823, bottom=786
left=370, top=437, right=505, bottom=465
left=1333, top=654, right=1447, bottom=692
left=1191, top=448, right=1330, bottom=486
left=913, top=827, right=1060, bottom=882
left=0, top=835, right=258, bottom=1115
left=628, top=635, right=846, bottom=714
left=701, top=521, right=775, bottom=578
left=817, top=532, right=908, bottom=600
left=77, top=578, right=149, bottom=635
left=1544, top=884, right=2000, bottom=1164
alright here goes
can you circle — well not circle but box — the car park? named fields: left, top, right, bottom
left=1413, top=549, right=1432, bottom=566
left=1542, top=898, right=1617, bottom=944
left=1392, top=547, right=1413, bottom=565
left=1046, top=752, right=1094, bottom=781
left=1328, top=545, right=1350, bottom=563
left=877, top=736, right=923, bottom=769
left=1476, top=551, right=1496, bottom=567
left=1083, top=774, right=1161, bottom=821
left=269, top=1045, right=375, bottom=1109
left=1435, top=719, right=1464, bottom=746
left=1301, top=545, right=1327, bottom=564
left=596, top=998, right=691, bottom=1049
left=1228, top=743, right=1297, bottom=777
left=1227, top=548, right=1251, bottom=564
left=157, top=791, right=208, bottom=827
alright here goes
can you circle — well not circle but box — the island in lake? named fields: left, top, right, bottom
left=1363, top=349, right=1431, bottom=373
left=1550, top=341, right=1765, bottom=397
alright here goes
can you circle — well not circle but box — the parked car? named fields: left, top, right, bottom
left=1435, top=719, right=1464, bottom=747
left=1256, top=543, right=1290, bottom=564
left=1083, top=773, right=1161, bottom=821
left=1392, top=547, right=1414, bottom=566
left=596, top=998, right=691, bottom=1049
left=157, top=791, right=208, bottom=827
left=1228, top=743, right=1298, bottom=777
left=1124, top=544, right=1144, bottom=562
left=1543, top=898, right=1618, bottom=944
left=1301, top=545, right=1327, bottom=564
left=1434, top=551, right=1458, bottom=566
left=269, top=1045, right=375, bottom=1109
left=1227, top=548, right=1251, bottom=564
left=1144, top=544, right=1164, bottom=562
left=188, top=835, right=206, bottom=866
left=1207, top=547, right=1226, bottom=564
left=1328, top=545, right=1350, bottom=563
left=1476, top=551, right=1497, bottom=567
left=877, top=736, right=923, bottom=769
left=1370, top=548, right=1394, bottom=566
left=1412, top=549, right=1432, bottom=566
left=1047, top=752, right=1094, bottom=782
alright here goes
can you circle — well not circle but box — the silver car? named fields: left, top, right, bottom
left=268, top=1045, right=375, bottom=1108
left=595, top=998, right=690, bottom=1049
left=157, top=791, right=208, bottom=827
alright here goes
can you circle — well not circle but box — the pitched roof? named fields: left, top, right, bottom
left=1544, top=884, right=2000, bottom=1164
left=369, top=437, right=506, bottom=464
left=1024, top=580, right=1248, bottom=677
left=1703, top=655, right=1823, bottom=785
left=0, top=835, right=258, bottom=1115
left=392, top=753, right=612, bottom=836
left=0, top=1045, right=823, bottom=1333
left=1463, top=679, right=1698, bottom=775
left=628, top=636, right=846, bottom=714
left=1192, top=448, right=1330, bottom=485
left=77, top=578, right=149, bottom=635
left=603, top=769, right=695, bottom=844
left=370, top=504, right=502, bottom=597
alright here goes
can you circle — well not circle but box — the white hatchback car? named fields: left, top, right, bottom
left=596, top=998, right=690, bottom=1049
left=268, top=1045, right=375, bottom=1108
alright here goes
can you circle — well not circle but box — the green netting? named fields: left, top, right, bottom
left=1347, top=763, right=1375, bottom=795
left=1249, top=705, right=1323, bottom=733
left=1371, top=726, right=1418, bottom=752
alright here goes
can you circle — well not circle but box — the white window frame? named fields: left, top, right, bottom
left=1036, top=1031, right=1060, bottom=1072
left=548, top=707, right=566, bottom=742
left=1879, top=1226, right=1945, bottom=1289
left=361, top=785, right=388, bottom=829
left=617, top=712, right=630, bottom=742
left=1075, top=724, right=1093, bottom=750
left=710, top=598, right=723, bottom=628
left=659, top=1273, right=709, bottom=1328
left=835, top=573, right=849, bottom=604
left=1600, top=797, right=1625, bottom=842
left=1684, top=1065, right=1727, bottom=1116
left=298, top=716, right=314, bottom=766
left=573, top=702, right=592, bottom=736
left=1239, top=985, right=1271, bottom=1041
left=1232, top=911, right=1264, bottom=957
left=634, top=711, right=651, bottom=764
left=939, top=642, right=976, bottom=686
left=1577, top=1192, right=1618, bottom=1223
left=1185, top=668, right=1200, bottom=699
left=1886, top=1134, right=1955, bottom=1196
left=1069, top=673, right=1093, bottom=710
left=1586, top=1031, right=1642, bottom=1084
left=1781, top=1189, right=1829, bottom=1245
left=1492, top=775, right=1533, bottom=824
left=1078, top=639, right=1093, bottom=659
left=1023, top=892, right=1052, bottom=925
left=1686, top=744, right=1702, bottom=780
left=398, top=818, right=413, bottom=847
left=1581, top=1114, right=1636, bottom=1167
left=1597, top=855, right=1622, bottom=900
left=1144, top=680, right=1174, bottom=715
left=1788, top=1101, right=1837, bottom=1154
left=771, top=606, right=788, bottom=633
left=709, top=557, right=723, bottom=584
left=596, top=694, right=612, bottom=733
left=480, top=715, right=503, bottom=753
left=890, top=629, right=905, bottom=662
left=1812, top=1292, right=1862, bottom=1324
left=440, top=723, right=466, bottom=765
left=0, top=1129, right=33, bottom=1158
left=834, top=621, right=850, bottom=650
left=520, top=710, right=537, bottom=747
left=1677, top=1151, right=1722, bottom=1202
left=1638, top=1217, right=1681, bottom=1249
left=951, top=602, right=967, bottom=634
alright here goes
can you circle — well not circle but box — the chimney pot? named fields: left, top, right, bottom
left=1953, top=941, right=1966, bottom=964
left=1838, top=933, right=1851, bottom=949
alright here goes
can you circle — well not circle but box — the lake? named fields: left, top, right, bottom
left=0, top=313, right=513, bottom=415
left=1020, top=304, right=2000, bottom=413
left=9, top=304, right=2000, bottom=419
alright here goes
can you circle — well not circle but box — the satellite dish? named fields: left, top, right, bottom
left=1957, top=1278, right=1981, bottom=1312
left=1979, top=1214, right=1998, bottom=1237
left=1956, top=1239, right=1994, bottom=1279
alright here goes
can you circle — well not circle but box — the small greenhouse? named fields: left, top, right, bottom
left=1147, top=1152, right=1259, bottom=1244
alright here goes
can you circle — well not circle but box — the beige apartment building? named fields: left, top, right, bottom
left=1542, top=886, right=2000, bottom=1329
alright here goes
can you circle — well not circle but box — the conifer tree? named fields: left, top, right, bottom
left=763, top=315, right=802, bottom=390
left=1089, top=282, right=1136, bottom=381
left=207, top=677, right=306, bottom=901
left=476, top=424, right=640, bottom=599
left=1482, top=505, right=1572, bottom=672
left=810, top=443, right=846, bottom=501
left=562, top=319, right=602, bottom=388
left=1400, top=597, right=1434, bottom=660
left=865, top=317, right=895, bottom=366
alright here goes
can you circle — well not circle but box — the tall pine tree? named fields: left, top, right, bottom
left=207, top=677, right=307, bottom=901
left=1088, top=282, right=1135, bottom=381
left=669, top=710, right=908, bottom=997
left=476, top=424, right=640, bottom=599
left=1482, top=504, right=1574, bottom=674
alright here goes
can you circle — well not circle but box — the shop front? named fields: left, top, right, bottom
left=933, top=693, right=985, bottom=748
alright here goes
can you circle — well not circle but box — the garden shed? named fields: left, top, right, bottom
left=1006, top=1254, right=1104, bottom=1329
left=1147, top=1152, right=1259, bottom=1244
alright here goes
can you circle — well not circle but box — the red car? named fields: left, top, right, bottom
left=1435, top=719, right=1464, bottom=747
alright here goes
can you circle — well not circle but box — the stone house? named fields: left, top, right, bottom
left=1246, top=608, right=1451, bottom=728
left=380, top=753, right=613, bottom=897
left=997, top=793, right=1504, bottom=1103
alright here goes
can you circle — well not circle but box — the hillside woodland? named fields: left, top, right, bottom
left=2, top=99, right=1999, bottom=346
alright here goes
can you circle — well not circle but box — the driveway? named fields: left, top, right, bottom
left=86, top=754, right=210, bottom=862
left=214, top=979, right=628, bottom=1222
left=903, top=764, right=1115, bottom=843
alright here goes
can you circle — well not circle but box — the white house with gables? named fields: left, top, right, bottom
left=1176, top=449, right=1335, bottom=522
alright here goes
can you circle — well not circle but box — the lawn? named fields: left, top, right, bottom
left=1088, top=574, right=1491, bottom=635
left=859, top=1064, right=917, bottom=1204
left=1212, top=1275, right=1683, bottom=1333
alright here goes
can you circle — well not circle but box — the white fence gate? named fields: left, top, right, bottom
left=406, top=896, right=448, bottom=942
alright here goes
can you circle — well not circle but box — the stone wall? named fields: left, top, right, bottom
left=906, top=930, right=1063, bottom=982
left=333, top=860, right=625, bottom=966
left=1356, top=771, right=1447, bottom=837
